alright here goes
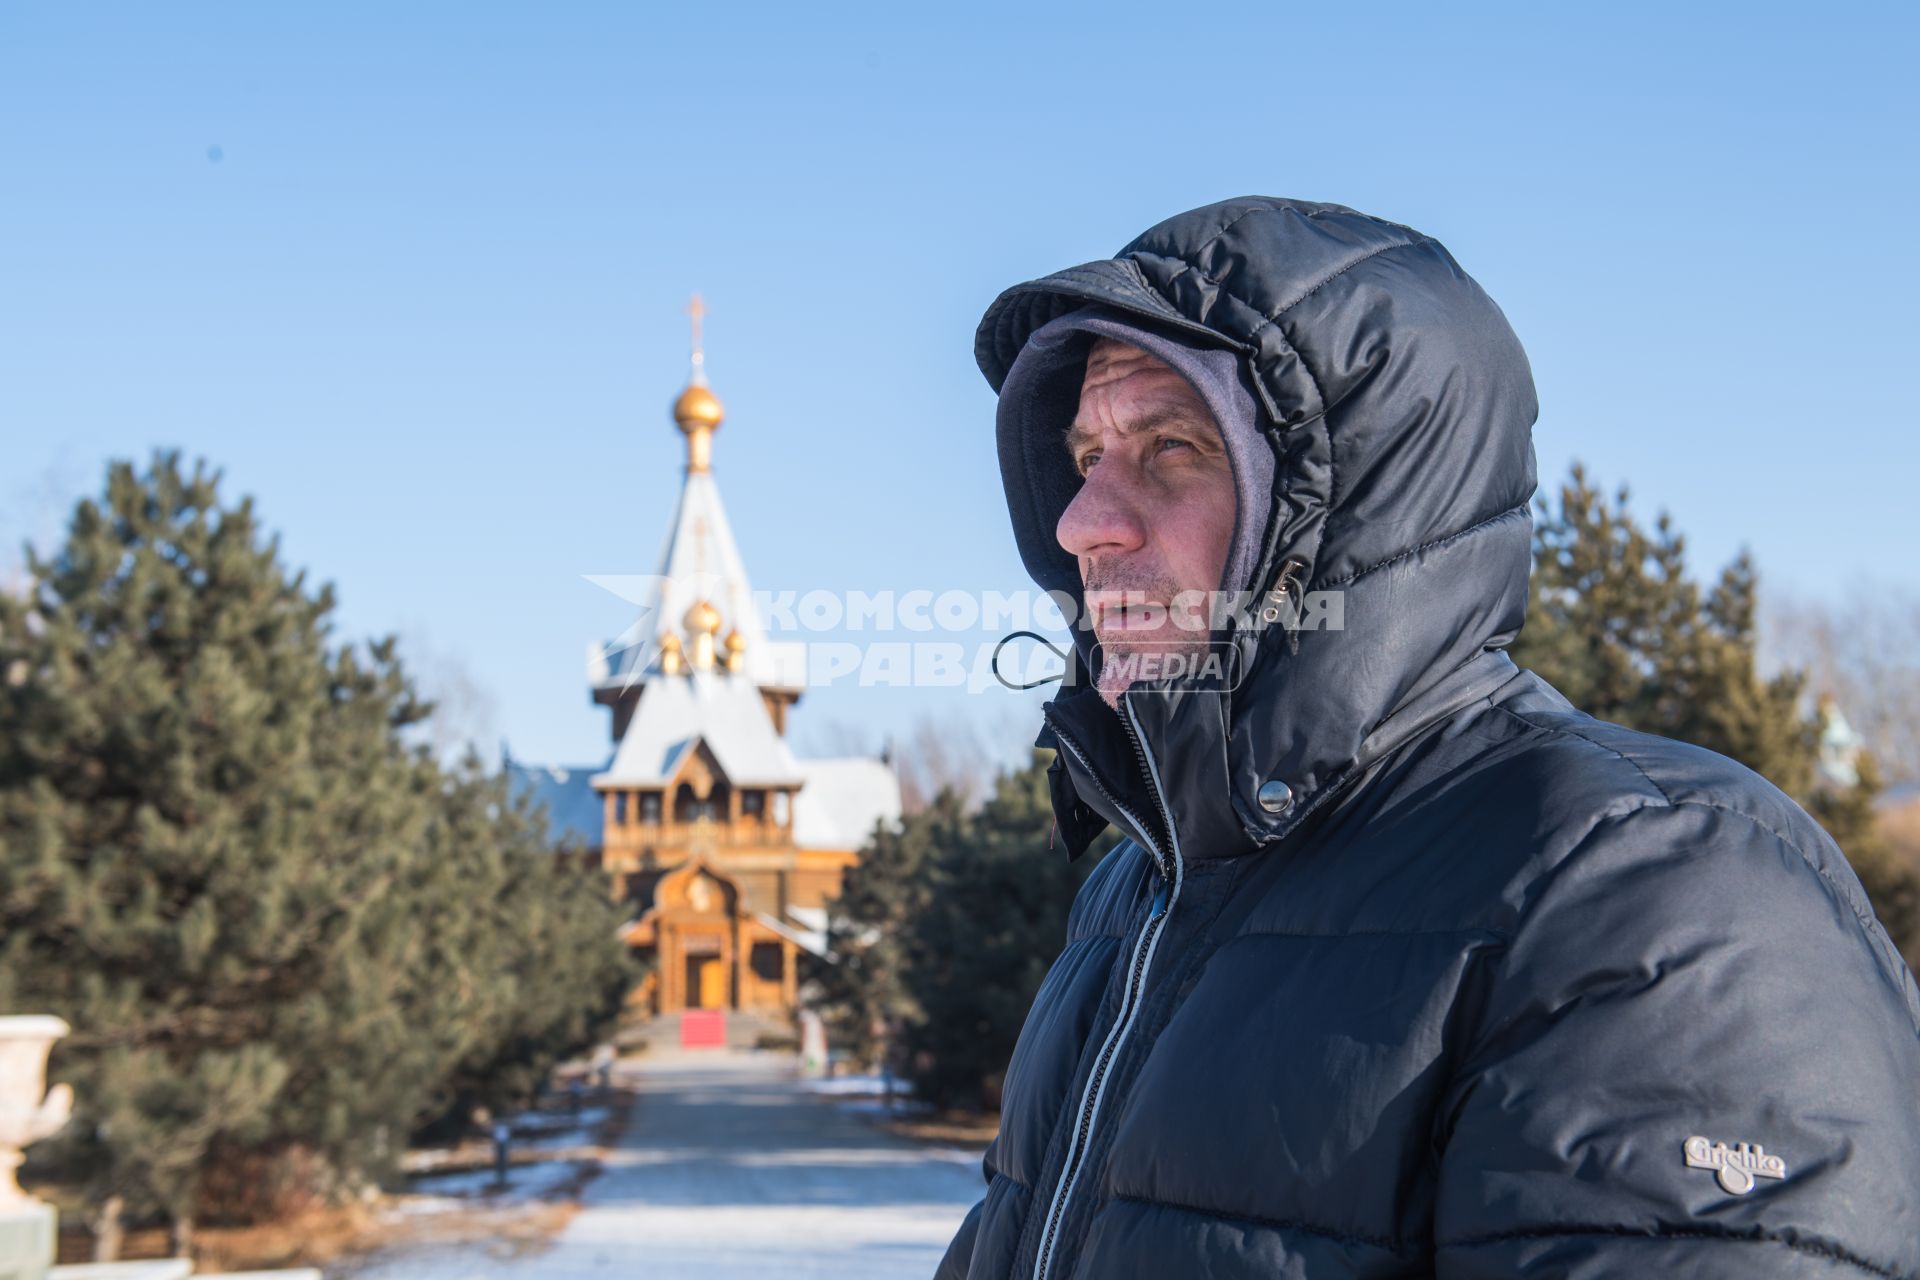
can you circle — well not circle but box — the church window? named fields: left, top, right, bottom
left=750, top=941, right=783, bottom=983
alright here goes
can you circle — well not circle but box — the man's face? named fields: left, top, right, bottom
left=1059, top=337, right=1237, bottom=708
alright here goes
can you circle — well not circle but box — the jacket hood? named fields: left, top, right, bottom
left=979, top=197, right=1539, bottom=863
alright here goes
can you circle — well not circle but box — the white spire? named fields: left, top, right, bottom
left=594, top=303, right=804, bottom=694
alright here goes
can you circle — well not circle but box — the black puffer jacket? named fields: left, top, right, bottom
left=937, top=198, right=1920, bottom=1279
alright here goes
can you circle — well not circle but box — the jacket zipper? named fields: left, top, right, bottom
left=1046, top=704, right=1167, bottom=879
left=1116, top=711, right=1171, bottom=874
left=1032, top=696, right=1182, bottom=1280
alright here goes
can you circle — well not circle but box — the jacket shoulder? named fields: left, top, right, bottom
left=1438, top=673, right=1920, bottom=1026
left=1492, top=685, right=1871, bottom=905
left=1489, top=675, right=1832, bottom=857
left=1324, top=671, right=1910, bottom=1000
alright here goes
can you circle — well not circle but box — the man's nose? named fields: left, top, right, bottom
left=1057, top=463, right=1147, bottom=560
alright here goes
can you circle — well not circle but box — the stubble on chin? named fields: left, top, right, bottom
left=1082, top=569, right=1207, bottom=709
left=1091, top=630, right=1216, bottom=709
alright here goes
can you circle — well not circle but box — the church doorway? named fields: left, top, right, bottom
left=684, top=952, right=728, bottom=1009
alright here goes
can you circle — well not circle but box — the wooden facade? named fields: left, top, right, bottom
left=604, top=787, right=859, bottom=1019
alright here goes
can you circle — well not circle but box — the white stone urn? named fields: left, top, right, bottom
left=0, top=1016, right=72, bottom=1209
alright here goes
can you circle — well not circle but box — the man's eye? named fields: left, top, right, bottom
left=1154, top=436, right=1192, bottom=456
left=1076, top=451, right=1101, bottom=476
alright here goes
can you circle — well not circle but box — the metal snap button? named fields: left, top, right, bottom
left=1257, top=780, right=1294, bottom=814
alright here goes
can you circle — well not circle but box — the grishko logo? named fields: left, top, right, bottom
left=583, top=575, right=1345, bottom=696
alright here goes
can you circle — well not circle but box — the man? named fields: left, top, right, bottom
left=937, top=198, right=1920, bottom=1279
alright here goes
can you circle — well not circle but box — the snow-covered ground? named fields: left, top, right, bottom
left=797, top=1072, right=937, bottom=1119
left=393, top=1158, right=583, bottom=1213
left=389, top=1103, right=611, bottom=1217
left=346, top=1051, right=983, bottom=1279
left=795, top=1072, right=912, bottom=1096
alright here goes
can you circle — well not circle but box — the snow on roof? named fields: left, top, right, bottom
left=792, top=756, right=902, bottom=851
left=595, top=669, right=805, bottom=788
left=513, top=743, right=900, bottom=855
left=784, top=904, right=828, bottom=934
left=756, top=910, right=828, bottom=958
left=507, top=761, right=608, bottom=849
left=594, top=468, right=806, bottom=692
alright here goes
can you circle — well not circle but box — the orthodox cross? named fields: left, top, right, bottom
left=687, top=293, right=708, bottom=383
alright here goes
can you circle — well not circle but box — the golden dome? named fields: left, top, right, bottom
left=673, top=382, right=724, bottom=431
left=684, top=598, right=723, bottom=635
left=657, top=630, right=685, bottom=675
left=722, top=628, right=746, bottom=653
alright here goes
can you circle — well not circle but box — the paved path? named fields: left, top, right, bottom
left=357, top=1051, right=984, bottom=1279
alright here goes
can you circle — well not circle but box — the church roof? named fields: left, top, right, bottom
left=792, top=756, right=903, bottom=850
left=755, top=910, right=829, bottom=958
left=595, top=668, right=805, bottom=788
left=592, top=459, right=806, bottom=694
left=506, top=760, right=607, bottom=848
left=509, top=751, right=904, bottom=857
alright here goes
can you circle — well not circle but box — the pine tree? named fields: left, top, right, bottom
left=1807, top=754, right=1920, bottom=967
left=421, top=755, right=639, bottom=1131
left=819, top=747, right=1123, bottom=1111
left=815, top=789, right=969, bottom=1070
left=900, top=753, right=1116, bottom=1111
left=1513, top=463, right=1917, bottom=957
left=0, top=452, right=632, bottom=1233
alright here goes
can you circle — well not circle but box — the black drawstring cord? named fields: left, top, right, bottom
left=991, top=630, right=1069, bottom=690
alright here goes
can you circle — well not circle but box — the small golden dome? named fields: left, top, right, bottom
left=657, top=630, right=685, bottom=674
left=722, top=628, right=746, bottom=653
left=673, top=382, right=724, bottom=431
left=684, top=598, right=723, bottom=635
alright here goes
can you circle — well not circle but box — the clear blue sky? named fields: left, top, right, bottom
left=3, top=2, right=1915, bottom=769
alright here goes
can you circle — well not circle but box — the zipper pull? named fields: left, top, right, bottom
left=1260, top=555, right=1311, bottom=655
left=1260, top=555, right=1310, bottom=626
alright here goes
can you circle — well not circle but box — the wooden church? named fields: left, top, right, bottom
left=509, top=302, right=899, bottom=1026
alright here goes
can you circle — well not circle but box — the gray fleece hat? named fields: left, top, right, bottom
left=995, top=306, right=1276, bottom=615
